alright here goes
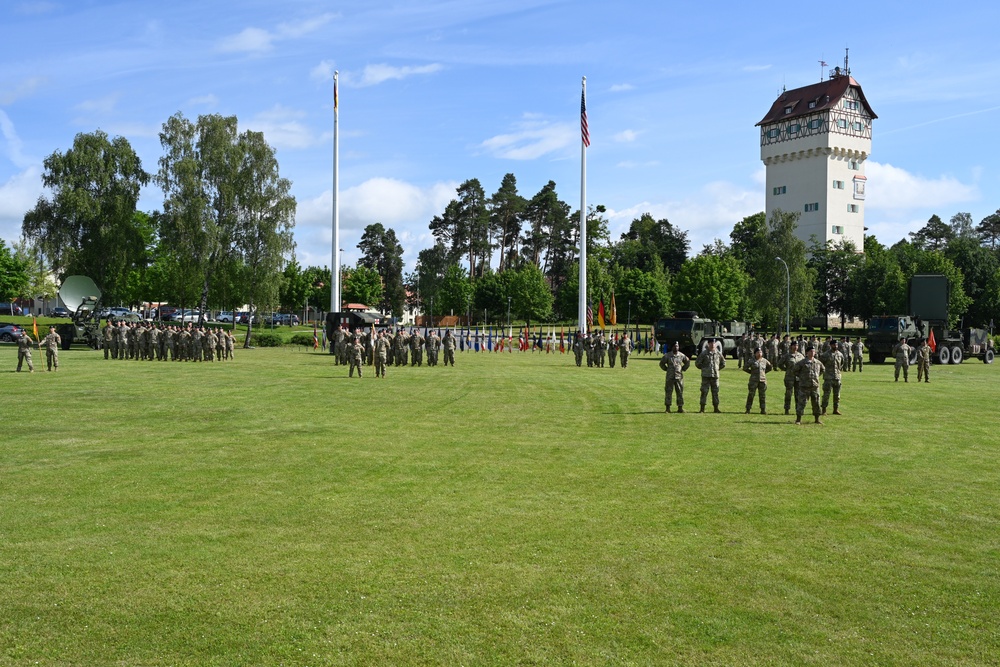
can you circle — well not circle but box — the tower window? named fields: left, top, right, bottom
left=805, top=203, right=820, bottom=212
left=832, top=225, right=844, bottom=234
left=784, top=106, right=794, bottom=114
left=837, top=119, right=848, bottom=129
left=767, top=128, right=780, bottom=138
left=845, top=100, right=859, bottom=110
left=852, top=121, right=863, bottom=131
left=808, top=100, right=817, bottom=109
left=848, top=204, right=859, bottom=213
left=788, top=123, right=800, bottom=134
left=808, top=119, right=822, bottom=130
left=832, top=180, right=845, bottom=189
left=848, top=159, right=860, bottom=170
left=773, top=186, right=786, bottom=195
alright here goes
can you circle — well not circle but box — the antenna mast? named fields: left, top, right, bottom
left=844, top=47, right=850, bottom=76
left=819, top=59, right=827, bottom=81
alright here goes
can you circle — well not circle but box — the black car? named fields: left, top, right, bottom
left=52, top=307, right=71, bottom=318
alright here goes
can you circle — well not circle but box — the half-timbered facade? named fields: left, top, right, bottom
left=757, top=68, right=876, bottom=250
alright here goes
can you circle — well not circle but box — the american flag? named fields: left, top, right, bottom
left=581, top=87, right=590, bottom=147
left=586, top=299, right=594, bottom=329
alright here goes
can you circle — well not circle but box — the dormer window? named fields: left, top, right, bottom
left=784, top=106, right=793, bottom=114
left=808, top=100, right=817, bottom=109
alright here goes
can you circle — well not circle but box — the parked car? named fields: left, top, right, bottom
left=0, top=303, right=23, bottom=316
left=98, top=307, right=131, bottom=318
left=51, top=307, right=71, bottom=318
left=0, top=323, right=24, bottom=342
left=237, top=312, right=260, bottom=325
left=157, top=306, right=180, bottom=320
left=267, top=313, right=301, bottom=326
left=175, top=309, right=203, bottom=323
left=216, top=311, right=235, bottom=323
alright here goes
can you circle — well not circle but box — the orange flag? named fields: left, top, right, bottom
left=928, top=329, right=937, bottom=353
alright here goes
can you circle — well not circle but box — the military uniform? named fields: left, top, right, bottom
left=695, top=343, right=726, bottom=412
left=743, top=352, right=772, bottom=414
left=619, top=335, right=632, bottom=368
left=41, top=328, right=61, bottom=371
left=792, top=350, right=824, bottom=424
left=374, top=332, right=389, bottom=377
left=892, top=340, right=912, bottom=382
left=917, top=341, right=931, bottom=382
left=16, top=331, right=34, bottom=372
left=348, top=339, right=364, bottom=377
left=819, top=344, right=845, bottom=415
left=442, top=331, right=456, bottom=366
left=607, top=336, right=618, bottom=368
left=778, top=345, right=805, bottom=415
left=659, top=347, right=690, bottom=412
left=852, top=338, right=864, bottom=372
left=572, top=334, right=584, bottom=367
left=102, top=322, right=114, bottom=359
left=410, top=330, right=425, bottom=366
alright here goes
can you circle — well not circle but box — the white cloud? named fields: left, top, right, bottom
left=613, top=129, right=638, bottom=143
left=865, top=161, right=978, bottom=212
left=0, top=110, right=33, bottom=168
left=310, top=60, right=336, bottom=84
left=245, top=105, right=321, bottom=150
left=606, top=180, right=763, bottom=254
left=218, top=27, right=273, bottom=54
left=187, top=94, right=219, bottom=108
left=609, top=83, right=633, bottom=92
left=0, top=166, right=43, bottom=243
left=74, top=93, right=120, bottom=114
left=480, top=115, right=575, bottom=160
left=354, top=63, right=443, bottom=87
left=0, top=76, right=45, bottom=105
left=292, top=178, right=457, bottom=270
left=218, top=14, right=336, bottom=54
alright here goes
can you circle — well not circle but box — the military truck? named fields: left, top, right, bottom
left=866, top=274, right=994, bottom=364
left=653, top=311, right=749, bottom=358
left=55, top=275, right=103, bottom=350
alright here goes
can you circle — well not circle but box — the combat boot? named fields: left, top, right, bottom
left=833, top=409, right=842, bottom=415
left=713, top=406, right=722, bottom=414
left=665, top=406, right=671, bottom=413
left=677, top=407, right=685, bottom=413
left=699, top=405, right=705, bottom=413
left=815, top=416, right=823, bottom=424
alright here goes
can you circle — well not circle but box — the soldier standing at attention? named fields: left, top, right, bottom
left=348, top=336, right=364, bottom=378
left=695, top=338, right=726, bottom=413
left=892, top=337, right=912, bottom=382
left=917, top=338, right=932, bottom=383
left=778, top=339, right=804, bottom=416
left=619, top=333, right=632, bottom=368
left=374, top=330, right=389, bottom=378
left=852, top=337, right=864, bottom=372
left=572, top=332, right=584, bottom=366
left=102, top=319, right=114, bottom=359
left=16, top=328, right=35, bottom=372
left=41, top=325, right=62, bottom=371
left=792, top=345, right=824, bottom=425
left=607, top=334, right=618, bottom=368
left=660, top=341, right=690, bottom=413
left=410, top=328, right=425, bottom=367
left=819, top=339, right=845, bottom=415
left=744, top=347, right=772, bottom=414
left=766, top=334, right=780, bottom=366
left=442, top=329, right=456, bottom=367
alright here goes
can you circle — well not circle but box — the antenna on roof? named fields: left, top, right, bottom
left=819, top=59, right=827, bottom=81
left=844, top=47, right=850, bottom=76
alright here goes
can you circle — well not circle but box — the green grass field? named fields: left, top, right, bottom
left=2, top=342, right=998, bottom=665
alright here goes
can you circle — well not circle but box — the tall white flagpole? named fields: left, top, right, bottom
left=578, top=76, right=589, bottom=334
left=331, top=71, right=341, bottom=315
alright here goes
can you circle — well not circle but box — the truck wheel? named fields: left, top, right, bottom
left=985, top=349, right=995, bottom=364
left=937, top=346, right=951, bottom=365
left=950, top=346, right=963, bottom=364
left=908, top=348, right=919, bottom=365
left=61, top=332, right=74, bottom=350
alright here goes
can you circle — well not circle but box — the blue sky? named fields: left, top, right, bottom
left=2, top=0, right=998, bottom=273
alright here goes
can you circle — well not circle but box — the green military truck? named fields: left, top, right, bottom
left=55, top=275, right=103, bottom=350
left=866, top=274, right=994, bottom=364
left=653, top=311, right=750, bottom=358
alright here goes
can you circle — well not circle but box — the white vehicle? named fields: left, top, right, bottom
left=175, top=309, right=202, bottom=323
left=217, top=311, right=235, bottom=323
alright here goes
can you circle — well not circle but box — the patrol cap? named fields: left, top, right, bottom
left=789, top=339, right=799, bottom=346
left=830, top=340, right=839, bottom=346
left=806, top=344, right=816, bottom=351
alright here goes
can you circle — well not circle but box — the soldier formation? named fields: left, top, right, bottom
left=101, top=320, right=236, bottom=362
left=329, top=326, right=459, bottom=378
left=572, top=331, right=633, bottom=369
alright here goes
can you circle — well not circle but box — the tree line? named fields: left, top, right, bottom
left=10, top=118, right=1000, bottom=331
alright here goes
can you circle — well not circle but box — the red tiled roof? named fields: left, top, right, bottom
left=756, top=75, right=877, bottom=126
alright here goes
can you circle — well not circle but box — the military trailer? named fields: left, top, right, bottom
left=653, top=311, right=749, bottom=358
left=866, top=274, right=994, bottom=364
left=325, top=310, right=391, bottom=340
left=55, top=275, right=103, bottom=350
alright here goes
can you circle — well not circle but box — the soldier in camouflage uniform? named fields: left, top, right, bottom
left=442, top=329, right=456, bottom=366
left=892, top=337, right=912, bottom=382
left=374, top=330, right=389, bottom=377
left=348, top=336, right=364, bottom=377
left=202, top=327, right=217, bottom=361
left=778, top=339, right=804, bottom=415
left=595, top=333, right=607, bottom=367
left=573, top=332, right=584, bottom=367
left=743, top=347, right=772, bottom=414
left=410, top=328, right=425, bottom=366
left=819, top=339, right=845, bottom=415
left=659, top=341, right=690, bottom=413
left=332, top=326, right=345, bottom=364
left=16, top=329, right=34, bottom=372
left=102, top=320, right=114, bottom=359
left=916, top=338, right=932, bottom=383
left=607, top=335, right=618, bottom=368
left=792, top=345, right=824, bottom=425
left=695, top=338, right=726, bottom=413
left=41, top=326, right=62, bottom=371
left=619, top=333, right=632, bottom=368
left=766, top=334, right=780, bottom=366
left=841, top=336, right=853, bottom=371
left=852, top=337, right=864, bottom=372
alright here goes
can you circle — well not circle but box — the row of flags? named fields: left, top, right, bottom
left=586, top=292, right=618, bottom=330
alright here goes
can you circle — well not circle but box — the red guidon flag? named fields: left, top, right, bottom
left=928, top=329, right=937, bottom=353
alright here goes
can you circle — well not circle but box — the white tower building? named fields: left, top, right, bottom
left=757, top=63, right=876, bottom=250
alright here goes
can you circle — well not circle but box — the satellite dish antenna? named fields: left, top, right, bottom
left=59, top=275, right=102, bottom=314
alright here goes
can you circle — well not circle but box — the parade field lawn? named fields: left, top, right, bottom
left=2, top=344, right=998, bottom=666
